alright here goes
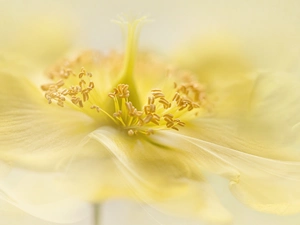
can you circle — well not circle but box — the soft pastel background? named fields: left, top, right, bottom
left=1, top=0, right=300, bottom=224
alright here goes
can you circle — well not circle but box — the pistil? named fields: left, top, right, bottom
left=114, top=16, right=148, bottom=109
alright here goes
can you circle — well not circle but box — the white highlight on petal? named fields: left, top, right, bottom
left=0, top=169, right=90, bottom=223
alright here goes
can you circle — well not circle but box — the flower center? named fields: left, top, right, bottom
left=40, top=16, right=210, bottom=136
left=94, top=80, right=207, bottom=136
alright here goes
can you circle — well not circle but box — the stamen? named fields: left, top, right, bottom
left=90, top=105, right=100, bottom=112
left=148, top=96, right=155, bottom=105
left=172, top=92, right=180, bottom=102
left=103, top=78, right=207, bottom=136
left=158, top=98, right=171, bottom=109
left=91, top=105, right=118, bottom=123
left=41, top=67, right=95, bottom=108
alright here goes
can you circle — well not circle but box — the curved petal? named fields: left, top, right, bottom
left=153, top=131, right=300, bottom=215
left=249, top=72, right=300, bottom=132
left=181, top=117, right=300, bottom=161
left=84, top=127, right=231, bottom=223
left=0, top=72, right=96, bottom=171
left=55, top=138, right=136, bottom=202
left=172, top=36, right=257, bottom=117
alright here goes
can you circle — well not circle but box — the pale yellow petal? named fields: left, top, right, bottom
left=0, top=72, right=96, bottom=171
left=56, top=138, right=135, bottom=202
left=172, top=36, right=258, bottom=117
left=154, top=131, right=300, bottom=215
left=181, top=117, right=300, bottom=161
left=87, top=127, right=191, bottom=200
left=84, top=127, right=231, bottom=223
left=249, top=72, right=300, bottom=131
left=173, top=35, right=250, bottom=82
left=233, top=72, right=300, bottom=160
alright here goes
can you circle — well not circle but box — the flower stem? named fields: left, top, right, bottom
left=93, top=203, right=101, bottom=225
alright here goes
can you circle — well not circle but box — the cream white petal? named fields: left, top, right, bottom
left=0, top=200, right=89, bottom=225
left=154, top=131, right=300, bottom=215
left=150, top=179, right=232, bottom=224
left=0, top=169, right=90, bottom=223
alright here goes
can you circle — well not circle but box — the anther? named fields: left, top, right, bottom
left=172, top=126, right=179, bottom=131
left=158, top=98, right=171, bottom=109
left=148, top=96, right=155, bottom=105
left=91, top=105, right=100, bottom=112
left=152, top=92, right=165, bottom=99
left=57, top=100, right=64, bottom=107
left=146, top=129, right=154, bottom=135
left=79, top=80, right=86, bottom=88
left=163, top=114, right=173, bottom=119
left=113, top=110, right=122, bottom=118
left=172, top=92, right=180, bottom=102
left=89, top=82, right=94, bottom=88
left=143, top=114, right=153, bottom=124
left=128, top=129, right=135, bottom=136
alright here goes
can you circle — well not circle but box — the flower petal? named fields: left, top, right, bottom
left=85, top=127, right=231, bottom=223
left=249, top=72, right=300, bottom=132
left=154, top=131, right=300, bottom=215
left=173, top=36, right=256, bottom=117
left=0, top=168, right=90, bottom=223
left=55, top=138, right=135, bottom=202
left=0, top=72, right=96, bottom=171
left=182, top=117, right=300, bottom=161
left=150, top=179, right=232, bottom=224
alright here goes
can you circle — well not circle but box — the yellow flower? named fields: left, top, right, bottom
left=1, top=16, right=300, bottom=224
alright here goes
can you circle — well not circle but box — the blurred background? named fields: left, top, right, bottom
left=2, top=0, right=300, bottom=70
left=1, top=0, right=300, bottom=224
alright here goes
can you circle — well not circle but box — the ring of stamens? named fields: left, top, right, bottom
left=41, top=67, right=94, bottom=108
